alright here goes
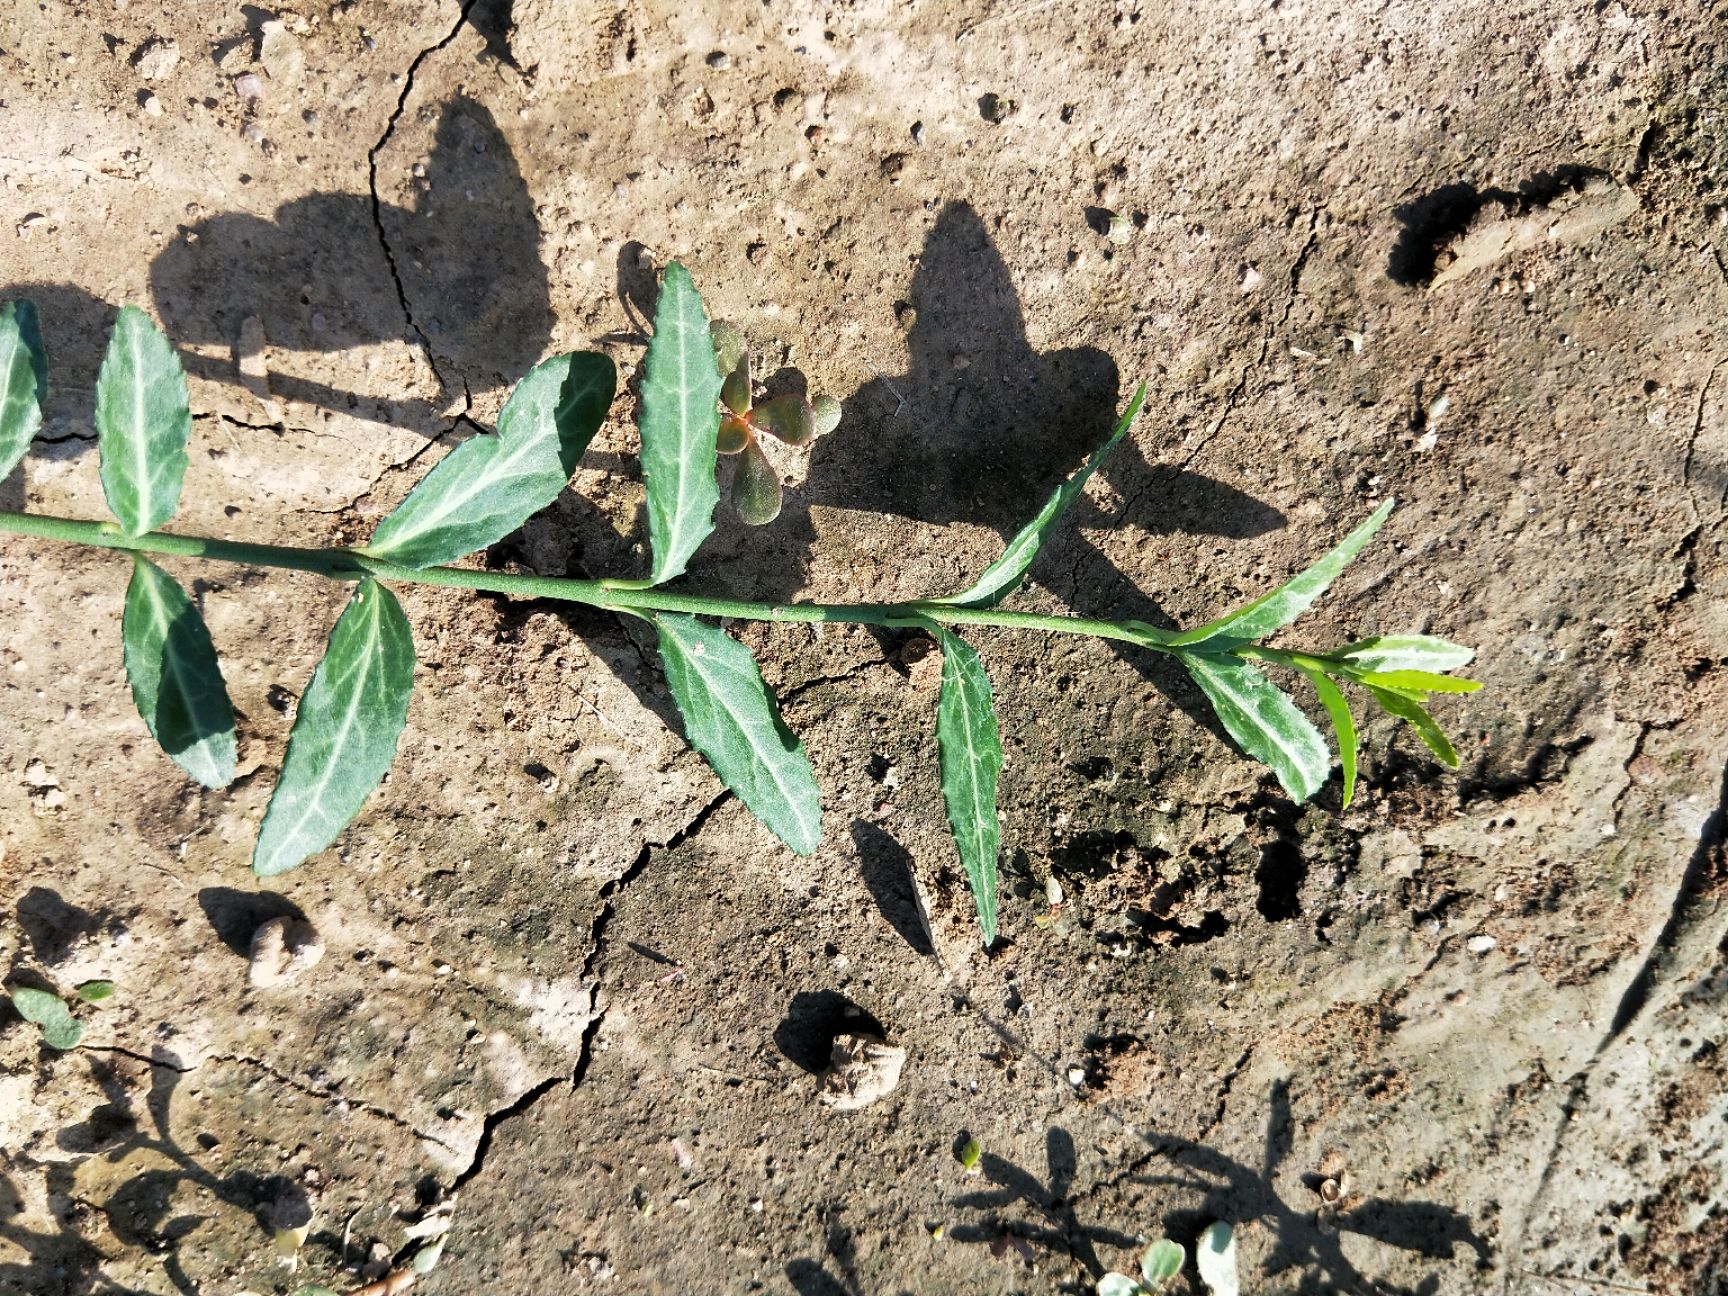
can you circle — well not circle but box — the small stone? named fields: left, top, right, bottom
left=140, top=90, right=163, bottom=116
left=910, top=120, right=924, bottom=147
left=950, top=352, right=970, bottom=370
left=705, top=49, right=730, bottom=69
left=235, top=72, right=264, bottom=102
left=804, top=124, right=824, bottom=147
left=1240, top=265, right=1263, bottom=291
left=259, top=20, right=304, bottom=87
left=1466, top=933, right=1497, bottom=955
left=978, top=92, right=1015, bottom=123
left=131, top=36, right=180, bottom=80
left=1106, top=213, right=1134, bottom=245
left=248, top=917, right=326, bottom=988
left=1066, top=1065, right=1086, bottom=1087
left=746, top=242, right=769, bottom=266
left=819, top=1033, right=907, bottom=1111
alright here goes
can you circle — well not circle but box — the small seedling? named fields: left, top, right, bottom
left=75, top=979, right=116, bottom=1002
left=0, top=276, right=1480, bottom=945
left=958, top=1135, right=983, bottom=1176
left=5, top=983, right=86, bottom=1050
left=709, top=318, right=841, bottom=525
left=1098, top=1237, right=1185, bottom=1295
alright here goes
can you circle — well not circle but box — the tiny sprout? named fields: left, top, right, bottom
left=709, top=319, right=841, bottom=525
left=74, top=979, right=115, bottom=1002
left=5, top=984, right=83, bottom=1050
left=1196, top=1221, right=1239, bottom=1296
left=958, top=1135, right=983, bottom=1175
left=1097, top=1236, right=1184, bottom=1295
left=929, top=1222, right=946, bottom=1241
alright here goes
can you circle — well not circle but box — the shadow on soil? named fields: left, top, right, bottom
left=0, top=1051, right=295, bottom=1296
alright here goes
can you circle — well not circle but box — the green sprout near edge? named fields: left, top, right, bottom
left=0, top=276, right=1479, bottom=947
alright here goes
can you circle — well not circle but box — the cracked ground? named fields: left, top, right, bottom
left=4, top=1, right=1728, bottom=1293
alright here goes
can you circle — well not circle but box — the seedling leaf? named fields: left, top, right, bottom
left=1339, top=634, right=1474, bottom=673
left=1181, top=651, right=1329, bottom=802
left=641, top=262, right=723, bottom=584
left=958, top=1136, right=983, bottom=1173
left=1170, top=499, right=1395, bottom=651
left=365, top=352, right=615, bottom=568
left=940, top=383, right=1147, bottom=608
left=253, top=578, right=415, bottom=876
left=1195, top=1222, right=1239, bottom=1296
left=75, top=980, right=115, bottom=1002
left=733, top=437, right=783, bottom=524
left=1097, top=1275, right=1141, bottom=1296
left=7, top=986, right=83, bottom=1050
left=929, top=625, right=1003, bottom=944
left=0, top=299, right=47, bottom=481
left=95, top=306, right=191, bottom=536
left=1142, top=1238, right=1185, bottom=1284
left=1368, top=685, right=1460, bottom=767
left=1350, top=668, right=1482, bottom=695
left=1300, top=667, right=1358, bottom=808
left=122, top=555, right=237, bottom=789
left=654, top=613, right=821, bottom=854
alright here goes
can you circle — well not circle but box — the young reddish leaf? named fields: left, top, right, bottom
left=752, top=394, right=815, bottom=446
left=733, top=438, right=783, bottom=525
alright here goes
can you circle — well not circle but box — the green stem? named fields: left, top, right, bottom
left=0, top=509, right=1178, bottom=647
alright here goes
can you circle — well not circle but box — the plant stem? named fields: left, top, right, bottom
left=0, top=508, right=1188, bottom=648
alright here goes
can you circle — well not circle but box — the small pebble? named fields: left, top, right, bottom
left=131, top=36, right=180, bottom=80
left=820, top=1033, right=907, bottom=1111
left=249, top=917, right=325, bottom=988
left=235, top=72, right=264, bottom=101
left=1066, top=1065, right=1087, bottom=1087
left=1466, top=934, right=1497, bottom=955
left=910, top=120, right=924, bottom=147
left=979, top=92, right=1014, bottom=123
left=705, top=50, right=730, bottom=69
left=140, top=91, right=163, bottom=116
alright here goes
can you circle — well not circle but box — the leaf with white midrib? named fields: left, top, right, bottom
left=1181, top=650, right=1329, bottom=803
left=365, top=352, right=615, bottom=568
left=0, top=299, right=47, bottom=482
left=253, top=578, right=415, bottom=876
left=939, top=383, right=1147, bottom=608
left=927, top=623, right=1003, bottom=945
left=654, top=613, right=821, bottom=854
left=1170, top=499, right=1395, bottom=651
left=640, top=263, right=723, bottom=584
left=95, top=307, right=191, bottom=537
left=122, top=555, right=237, bottom=789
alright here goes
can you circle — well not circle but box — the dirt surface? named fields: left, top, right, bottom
left=3, top=2, right=1727, bottom=1293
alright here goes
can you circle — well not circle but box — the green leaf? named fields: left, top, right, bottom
left=7, top=986, right=82, bottom=1050
left=641, top=262, right=723, bottom=584
left=939, top=383, right=1147, bottom=608
left=1142, top=1238, right=1185, bottom=1285
left=1300, top=668, right=1358, bottom=808
left=928, top=625, right=1003, bottom=945
left=1349, top=668, right=1483, bottom=695
left=1181, top=652, right=1329, bottom=802
left=95, top=306, right=191, bottom=536
left=1338, top=634, right=1474, bottom=673
left=653, top=613, right=821, bottom=853
left=1195, top=1222, right=1239, bottom=1296
left=122, top=555, right=237, bottom=789
left=365, top=353, right=614, bottom=568
left=732, top=437, right=782, bottom=525
left=75, top=980, right=115, bottom=1002
left=253, top=578, right=415, bottom=876
left=958, top=1136, right=983, bottom=1172
left=1097, top=1275, right=1143, bottom=1296
left=0, top=299, right=47, bottom=481
left=1169, top=499, right=1396, bottom=651
left=1368, top=685, right=1460, bottom=767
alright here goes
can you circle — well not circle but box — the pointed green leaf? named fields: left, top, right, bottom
left=1097, top=1276, right=1142, bottom=1296
left=123, top=556, right=237, bottom=789
left=253, top=578, right=415, bottom=876
left=1195, top=1222, right=1239, bottom=1296
left=95, top=306, right=191, bottom=536
left=641, top=262, right=723, bottom=584
left=1170, top=499, right=1396, bottom=651
left=365, top=352, right=615, bottom=568
left=7, top=986, right=82, bottom=1050
left=1338, top=634, right=1474, bottom=673
left=927, top=625, right=1003, bottom=945
left=939, top=383, right=1147, bottom=608
left=1300, top=667, right=1358, bottom=808
left=75, top=980, right=116, bottom=1003
left=0, top=299, right=47, bottom=480
left=1142, top=1238, right=1185, bottom=1285
left=1181, top=652, right=1329, bottom=802
left=1349, top=668, right=1482, bottom=695
left=654, top=613, right=821, bottom=853
left=1367, top=685, right=1460, bottom=767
